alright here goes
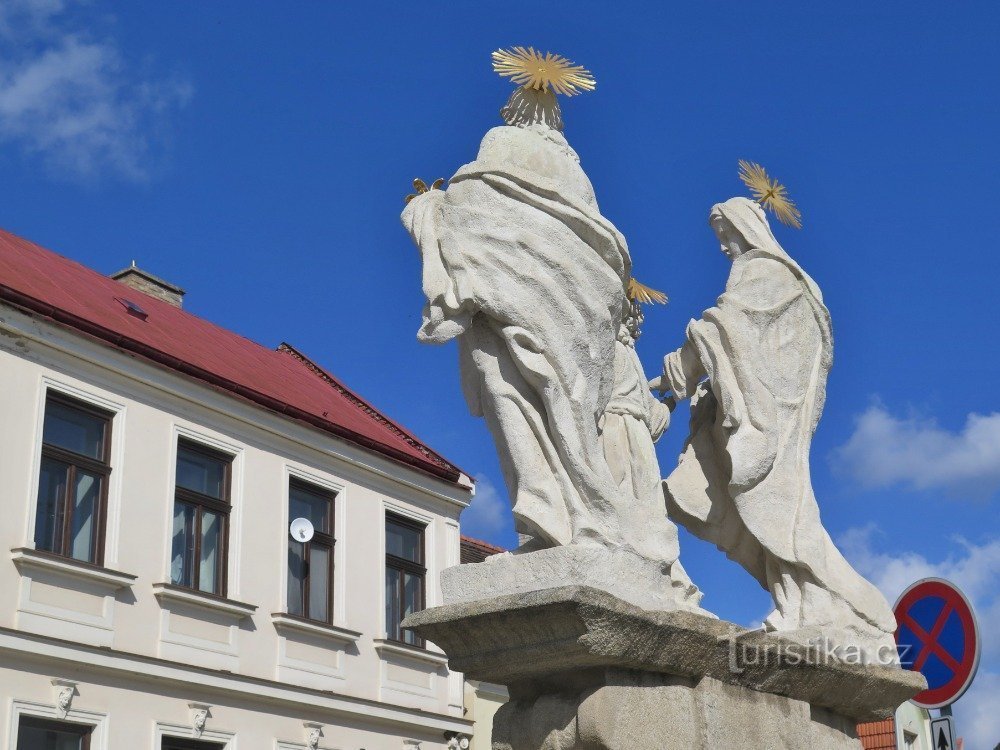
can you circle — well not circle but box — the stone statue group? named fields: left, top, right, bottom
left=402, top=98, right=896, bottom=658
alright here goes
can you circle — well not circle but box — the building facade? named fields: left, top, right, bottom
left=0, top=228, right=477, bottom=749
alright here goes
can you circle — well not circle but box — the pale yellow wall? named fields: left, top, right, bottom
left=464, top=680, right=508, bottom=750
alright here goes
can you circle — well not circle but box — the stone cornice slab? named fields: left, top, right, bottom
left=403, top=585, right=925, bottom=722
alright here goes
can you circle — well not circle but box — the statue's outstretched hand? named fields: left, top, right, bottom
left=649, top=377, right=677, bottom=412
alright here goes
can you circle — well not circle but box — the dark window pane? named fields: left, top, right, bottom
left=402, top=572, right=423, bottom=645
left=170, top=502, right=197, bottom=587
left=385, top=567, right=401, bottom=640
left=386, top=520, right=422, bottom=563
left=43, top=400, right=106, bottom=459
left=289, top=484, right=331, bottom=533
left=161, top=737, right=226, bottom=750
left=198, top=510, right=222, bottom=594
left=308, top=544, right=331, bottom=621
left=17, top=717, right=90, bottom=750
left=35, top=457, right=69, bottom=553
left=175, top=445, right=226, bottom=499
left=287, top=540, right=305, bottom=616
left=69, top=471, right=101, bottom=563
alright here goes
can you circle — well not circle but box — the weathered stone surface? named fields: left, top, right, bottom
left=441, top=545, right=709, bottom=615
left=493, top=671, right=862, bottom=750
left=403, top=586, right=924, bottom=724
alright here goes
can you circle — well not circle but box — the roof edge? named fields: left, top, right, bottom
left=277, top=342, right=469, bottom=480
left=0, top=284, right=463, bottom=486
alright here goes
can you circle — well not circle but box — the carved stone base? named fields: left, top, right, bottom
left=403, top=586, right=925, bottom=750
left=494, top=669, right=862, bottom=750
left=441, top=544, right=706, bottom=614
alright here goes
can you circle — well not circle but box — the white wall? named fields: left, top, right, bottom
left=0, top=304, right=473, bottom=747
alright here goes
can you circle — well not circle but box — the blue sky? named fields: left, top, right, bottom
left=1, top=1, right=998, bottom=744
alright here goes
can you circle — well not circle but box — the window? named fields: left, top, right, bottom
left=171, top=440, right=231, bottom=595
left=287, top=479, right=336, bottom=623
left=17, top=716, right=92, bottom=750
left=162, top=738, right=225, bottom=750
left=34, top=393, right=113, bottom=565
left=385, top=514, right=426, bottom=647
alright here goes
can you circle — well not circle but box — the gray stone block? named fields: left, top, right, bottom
left=403, top=585, right=925, bottom=749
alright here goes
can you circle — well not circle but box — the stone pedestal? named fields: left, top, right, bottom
left=403, top=586, right=925, bottom=750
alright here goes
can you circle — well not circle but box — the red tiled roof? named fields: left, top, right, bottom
left=460, top=535, right=507, bottom=564
left=857, top=718, right=896, bottom=750
left=0, top=227, right=465, bottom=484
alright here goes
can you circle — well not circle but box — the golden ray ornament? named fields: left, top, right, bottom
left=404, top=177, right=445, bottom=205
left=627, top=277, right=668, bottom=305
left=491, top=47, right=596, bottom=97
left=738, top=160, right=802, bottom=229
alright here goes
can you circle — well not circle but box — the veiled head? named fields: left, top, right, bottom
left=710, top=197, right=774, bottom=261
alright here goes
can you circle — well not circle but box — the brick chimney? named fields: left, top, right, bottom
left=110, top=262, right=185, bottom=308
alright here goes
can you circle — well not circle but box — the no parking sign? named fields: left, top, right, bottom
left=893, top=578, right=981, bottom=710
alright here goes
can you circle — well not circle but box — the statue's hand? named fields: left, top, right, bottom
left=648, top=375, right=665, bottom=392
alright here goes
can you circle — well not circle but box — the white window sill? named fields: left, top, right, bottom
left=373, top=638, right=449, bottom=667
left=11, top=547, right=137, bottom=591
left=152, top=582, right=257, bottom=620
left=270, top=613, right=362, bottom=645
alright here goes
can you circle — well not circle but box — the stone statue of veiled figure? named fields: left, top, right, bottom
left=401, top=106, right=686, bottom=576
left=654, top=197, right=896, bottom=656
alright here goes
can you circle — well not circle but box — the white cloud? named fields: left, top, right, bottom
left=838, top=527, right=1000, bottom=748
left=0, top=1, right=191, bottom=182
left=839, top=525, right=1000, bottom=611
left=957, top=670, right=1000, bottom=750
left=830, top=402, right=1000, bottom=500
left=460, top=473, right=508, bottom=540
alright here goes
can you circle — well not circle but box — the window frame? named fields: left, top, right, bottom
left=286, top=477, right=336, bottom=624
left=171, top=438, right=233, bottom=596
left=17, top=715, right=93, bottom=750
left=384, top=512, right=427, bottom=647
left=35, top=392, right=114, bottom=566
left=161, top=737, right=226, bottom=750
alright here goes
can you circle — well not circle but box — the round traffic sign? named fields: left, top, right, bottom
left=893, top=578, right=980, bottom=709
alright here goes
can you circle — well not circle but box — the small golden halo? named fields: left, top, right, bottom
left=738, top=160, right=802, bottom=229
left=404, top=177, right=445, bottom=205
left=627, top=277, right=668, bottom=305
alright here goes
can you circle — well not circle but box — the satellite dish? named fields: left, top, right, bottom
left=289, top=517, right=315, bottom=543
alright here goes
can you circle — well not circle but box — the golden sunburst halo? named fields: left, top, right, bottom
left=738, top=160, right=802, bottom=229
left=491, top=47, right=596, bottom=97
left=627, top=277, right=668, bottom=305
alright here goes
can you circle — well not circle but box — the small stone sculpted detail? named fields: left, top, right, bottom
left=51, top=679, right=76, bottom=719
left=188, top=703, right=211, bottom=738
left=304, top=722, right=323, bottom=750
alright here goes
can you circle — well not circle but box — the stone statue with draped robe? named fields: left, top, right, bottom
left=653, top=197, right=896, bottom=656
left=401, top=106, right=696, bottom=610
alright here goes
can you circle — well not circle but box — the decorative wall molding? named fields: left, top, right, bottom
left=51, top=678, right=77, bottom=718
left=188, top=702, right=212, bottom=737
left=304, top=721, right=324, bottom=750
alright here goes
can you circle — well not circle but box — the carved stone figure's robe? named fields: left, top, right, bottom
left=602, top=330, right=671, bottom=535
left=402, top=124, right=632, bottom=550
left=662, top=198, right=895, bottom=637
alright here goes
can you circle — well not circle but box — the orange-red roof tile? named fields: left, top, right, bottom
left=857, top=718, right=897, bottom=750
